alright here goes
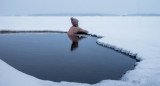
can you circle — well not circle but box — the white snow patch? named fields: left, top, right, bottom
left=0, top=16, right=160, bottom=86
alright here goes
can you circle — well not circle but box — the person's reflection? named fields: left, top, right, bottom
left=68, top=34, right=87, bottom=51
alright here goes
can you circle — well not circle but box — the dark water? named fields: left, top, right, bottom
left=0, top=33, right=136, bottom=84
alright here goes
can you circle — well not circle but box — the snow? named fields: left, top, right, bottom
left=0, top=16, right=160, bottom=86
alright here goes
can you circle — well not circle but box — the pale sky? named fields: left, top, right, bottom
left=0, top=0, right=160, bottom=15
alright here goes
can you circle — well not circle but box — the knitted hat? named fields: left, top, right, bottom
left=71, top=17, right=79, bottom=26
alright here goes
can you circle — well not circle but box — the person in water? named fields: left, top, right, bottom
left=67, top=17, right=88, bottom=36
left=67, top=17, right=88, bottom=51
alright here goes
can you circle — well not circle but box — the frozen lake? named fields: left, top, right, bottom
left=0, top=33, right=136, bottom=84
left=0, top=16, right=160, bottom=86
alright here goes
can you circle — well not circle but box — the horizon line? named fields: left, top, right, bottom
left=1, top=13, right=160, bottom=16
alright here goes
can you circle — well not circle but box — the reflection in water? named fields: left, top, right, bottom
left=68, top=34, right=87, bottom=51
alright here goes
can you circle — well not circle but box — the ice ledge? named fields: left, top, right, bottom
left=96, top=40, right=140, bottom=61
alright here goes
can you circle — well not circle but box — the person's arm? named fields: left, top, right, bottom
left=77, top=27, right=88, bottom=34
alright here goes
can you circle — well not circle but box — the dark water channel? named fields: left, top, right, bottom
left=0, top=33, right=136, bottom=84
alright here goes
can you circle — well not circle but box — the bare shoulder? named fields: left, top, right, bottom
left=76, top=27, right=83, bottom=30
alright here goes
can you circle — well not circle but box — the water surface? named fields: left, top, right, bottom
left=0, top=33, right=136, bottom=84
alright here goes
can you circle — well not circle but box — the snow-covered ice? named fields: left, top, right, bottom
left=0, top=16, right=160, bottom=86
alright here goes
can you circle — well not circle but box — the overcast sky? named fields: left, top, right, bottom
left=0, top=0, right=160, bottom=15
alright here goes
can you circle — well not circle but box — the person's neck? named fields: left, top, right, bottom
left=73, top=26, right=78, bottom=27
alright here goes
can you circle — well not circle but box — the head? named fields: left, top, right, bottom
left=71, top=17, right=79, bottom=27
